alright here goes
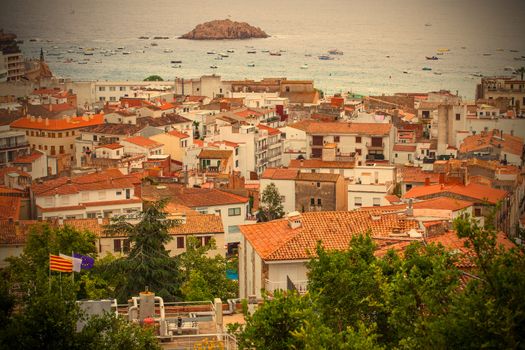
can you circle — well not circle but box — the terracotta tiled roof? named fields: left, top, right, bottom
left=257, top=124, right=281, bottom=136
left=0, top=220, right=39, bottom=245
left=0, top=196, right=21, bottom=220
left=83, top=198, right=142, bottom=207
left=374, top=230, right=516, bottom=269
left=360, top=197, right=473, bottom=212
left=169, top=214, right=223, bottom=235
left=96, top=143, right=123, bottom=150
left=233, top=109, right=263, bottom=118
left=176, top=188, right=249, bottom=207
left=393, top=144, right=417, bottom=152
left=11, top=114, right=103, bottom=131
left=261, top=168, right=298, bottom=180
left=137, top=113, right=190, bottom=128
left=288, top=159, right=355, bottom=169
left=241, top=211, right=419, bottom=261
left=279, top=91, right=319, bottom=104
left=32, top=169, right=137, bottom=196
left=62, top=218, right=109, bottom=236
left=13, top=151, right=44, bottom=164
left=82, top=123, right=143, bottom=135
left=38, top=205, right=87, bottom=213
left=385, top=194, right=401, bottom=204
left=122, top=136, right=162, bottom=149
left=198, top=149, right=232, bottom=159
left=459, top=130, right=524, bottom=156
left=403, top=183, right=507, bottom=204
left=160, top=102, right=174, bottom=110
left=296, top=172, right=341, bottom=182
left=288, top=120, right=391, bottom=135
left=400, top=167, right=440, bottom=183
left=168, top=130, right=189, bottom=139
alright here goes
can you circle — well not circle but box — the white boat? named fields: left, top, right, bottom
left=122, top=51, right=131, bottom=55
left=269, top=51, right=281, bottom=56
left=78, top=61, right=88, bottom=64
left=247, top=62, right=255, bottom=67
left=261, top=49, right=269, bottom=53
left=227, top=49, right=235, bottom=53
left=163, top=49, right=173, bottom=53
left=219, top=52, right=229, bottom=57
left=172, top=65, right=181, bottom=68
left=207, top=50, right=216, bottom=54
left=210, top=65, right=218, bottom=69
left=150, top=43, right=158, bottom=46
left=300, top=64, right=308, bottom=69
left=247, top=49, right=256, bottom=54
left=83, top=52, right=93, bottom=56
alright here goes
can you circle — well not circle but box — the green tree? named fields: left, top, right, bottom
left=233, top=290, right=313, bottom=350
left=178, top=236, right=237, bottom=301
left=143, top=75, right=164, bottom=81
left=259, top=182, right=285, bottom=221
left=515, top=66, right=525, bottom=80
left=103, top=200, right=181, bottom=302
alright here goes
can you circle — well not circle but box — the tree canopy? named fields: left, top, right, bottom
left=259, top=182, right=285, bottom=222
left=230, top=214, right=525, bottom=348
left=143, top=75, right=164, bottom=81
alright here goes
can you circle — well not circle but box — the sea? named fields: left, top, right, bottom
left=2, top=0, right=525, bottom=99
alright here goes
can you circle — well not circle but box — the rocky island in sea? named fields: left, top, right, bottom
left=179, top=19, right=269, bottom=40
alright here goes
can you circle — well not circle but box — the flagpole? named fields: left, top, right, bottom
left=72, top=251, right=74, bottom=283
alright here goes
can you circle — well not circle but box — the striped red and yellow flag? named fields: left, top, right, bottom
left=49, top=254, right=73, bottom=272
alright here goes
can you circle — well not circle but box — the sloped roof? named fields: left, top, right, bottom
left=122, top=136, right=162, bottom=149
left=13, top=151, right=44, bottom=164
left=261, top=168, right=298, bottom=180
left=169, top=214, right=224, bottom=235
left=296, top=172, right=341, bottom=182
left=403, top=183, right=507, bottom=204
left=289, top=159, right=355, bottom=169
left=459, top=130, right=523, bottom=156
left=393, top=144, right=417, bottom=152
left=168, top=130, right=189, bottom=139
left=241, top=211, right=419, bottom=261
left=176, top=188, right=249, bottom=207
left=198, top=149, right=232, bottom=159
left=11, top=114, right=103, bottom=130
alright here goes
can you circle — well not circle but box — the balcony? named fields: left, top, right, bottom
left=309, top=141, right=324, bottom=147
left=366, top=142, right=385, bottom=150
left=0, top=141, right=29, bottom=150
left=264, top=277, right=308, bottom=295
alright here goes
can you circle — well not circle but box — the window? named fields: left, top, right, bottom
left=395, top=153, right=398, bottom=158
left=120, top=86, right=126, bottom=91
left=228, top=225, right=240, bottom=233
left=455, top=113, right=461, bottom=121
left=66, top=132, right=69, bottom=137
left=58, top=133, right=62, bottom=138
left=228, top=207, right=241, bottom=216
left=316, top=182, right=321, bottom=188
left=99, top=96, right=105, bottom=102
left=50, top=146, right=56, bottom=155
left=373, top=198, right=381, bottom=207
left=334, top=136, right=340, bottom=142
left=30, top=131, right=34, bottom=136
left=109, top=86, right=116, bottom=91
left=356, top=136, right=362, bottom=143
left=204, top=236, right=212, bottom=246
left=235, top=160, right=239, bottom=167
left=116, top=191, right=122, bottom=196
left=356, top=148, right=362, bottom=155
left=354, top=197, right=362, bottom=207
left=310, top=197, right=315, bottom=206
left=113, top=239, right=130, bottom=253
left=235, top=148, right=239, bottom=155
left=317, top=198, right=322, bottom=206
left=110, top=96, right=116, bottom=101
left=99, top=86, right=105, bottom=91
left=474, top=208, right=482, bottom=217
left=87, top=212, right=97, bottom=218
left=176, top=237, right=185, bottom=249
left=59, top=145, right=64, bottom=154
left=215, top=209, right=221, bottom=216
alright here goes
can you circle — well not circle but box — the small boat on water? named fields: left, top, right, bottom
left=219, top=52, right=229, bottom=57
left=483, top=53, right=492, bottom=56
left=318, top=55, right=334, bottom=60
left=426, top=56, right=439, bottom=60
left=150, top=43, right=158, bottom=46
left=210, top=65, right=218, bottom=69
left=471, top=73, right=483, bottom=77
left=461, top=46, right=467, bottom=49
left=171, top=60, right=182, bottom=64
left=300, top=64, right=308, bottom=69
left=425, top=23, right=432, bottom=27
left=261, top=49, right=269, bottom=53
left=496, top=48, right=504, bottom=52
left=227, top=49, right=235, bottom=53
left=247, top=62, right=255, bottom=67
left=305, top=53, right=312, bottom=57
left=139, top=36, right=149, bottom=39
left=78, top=61, right=88, bottom=65
left=433, top=72, right=443, bottom=75
left=509, top=49, right=519, bottom=52
left=247, top=49, right=256, bottom=54
left=437, top=48, right=450, bottom=52
left=328, top=49, right=343, bottom=55
left=403, top=71, right=409, bottom=74
left=269, top=51, right=281, bottom=56
left=422, top=67, right=432, bottom=71
left=84, top=52, right=94, bottom=56
left=207, top=50, right=216, bottom=54
left=122, top=51, right=131, bottom=55
left=163, top=49, right=173, bottom=53
left=172, top=65, right=181, bottom=68
left=215, top=56, right=223, bottom=60
left=436, top=52, right=444, bottom=55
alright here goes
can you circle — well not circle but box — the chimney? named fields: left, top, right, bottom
left=287, top=211, right=302, bottom=229
left=439, top=173, right=445, bottom=184
left=424, top=177, right=430, bottom=186
left=406, top=199, right=414, bottom=216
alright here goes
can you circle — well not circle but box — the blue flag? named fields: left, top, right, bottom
left=73, top=253, right=95, bottom=270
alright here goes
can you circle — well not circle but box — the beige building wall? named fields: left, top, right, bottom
left=150, top=133, right=186, bottom=162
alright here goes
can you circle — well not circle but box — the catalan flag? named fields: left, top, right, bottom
left=49, top=254, right=73, bottom=272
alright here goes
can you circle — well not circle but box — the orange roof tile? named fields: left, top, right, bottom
left=176, top=188, right=249, bottom=207
left=11, top=114, right=103, bottom=131
left=241, top=211, right=418, bottom=261
left=261, top=168, right=298, bottom=180
left=400, top=167, right=440, bottom=183
left=257, top=124, right=281, bottom=136
left=459, top=130, right=524, bottom=156
left=167, top=130, right=189, bottom=139
left=13, top=151, right=44, bottom=163
left=160, top=102, right=175, bottom=111
left=198, top=149, right=232, bottom=159
left=0, top=196, right=21, bottom=220
left=95, top=143, right=123, bottom=150
left=169, top=214, right=223, bottom=235
left=122, top=136, right=162, bottom=149
left=403, top=183, right=507, bottom=204
left=393, top=144, right=417, bottom=152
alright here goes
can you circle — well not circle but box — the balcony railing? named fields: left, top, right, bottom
left=0, top=141, right=29, bottom=150
left=264, top=277, right=308, bottom=295
left=366, top=142, right=385, bottom=149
